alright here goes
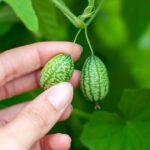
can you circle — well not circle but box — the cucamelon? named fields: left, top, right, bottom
left=80, top=55, right=109, bottom=107
left=40, top=54, right=74, bottom=90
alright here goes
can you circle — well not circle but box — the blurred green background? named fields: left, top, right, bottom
left=0, top=0, right=150, bottom=149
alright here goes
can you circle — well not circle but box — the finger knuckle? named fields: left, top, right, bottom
left=0, top=119, right=8, bottom=127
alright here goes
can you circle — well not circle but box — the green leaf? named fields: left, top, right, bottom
left=81, top=89, right=150, bottom=150
left=32, top=0, right=67, bottom=40
left=4, top=0, right=39, bottom=32
left=118, top=89, right=150, bottom=121
left=0, top=5, right=18, bottom=23
left=0, top=3, right=17, bottom=36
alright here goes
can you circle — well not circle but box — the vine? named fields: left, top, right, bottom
left=52, top=0, right=105, bottom=55
left=51, top=0, right=85, bottom=28
left=51, top=0, right=108, bottom=112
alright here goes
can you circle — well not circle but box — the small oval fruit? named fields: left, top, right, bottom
left=40, top=54, right=74, bottom=90
left=80, top=55, right=109, bottom=103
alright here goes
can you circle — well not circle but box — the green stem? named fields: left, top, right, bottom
left=73, top=29, right=82, bottom=43
left=83, top=0, right=105, bottom=54
left=73, top=108, right=92, bottom=119
left=51, top=0, right=85, bottom=28
left=78, top=0, right=95, bottom=21
left=86, top=0, right=105, bottom=26
left=84, top=27, right=94, bottom=55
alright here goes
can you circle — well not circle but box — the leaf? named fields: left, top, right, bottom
left=32, top=0, right=67, bottom=40
left=81, top=89, right=150, bottom=150
left=0, top=5, right=16, bottom=36
left=0, top=5, right=18, bottom=23
left=118, top=89, right=150, bottom=121
left=4, top=0, right=39, bottom=32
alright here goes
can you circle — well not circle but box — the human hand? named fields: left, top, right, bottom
left=0, top=42, right=82, bottom=150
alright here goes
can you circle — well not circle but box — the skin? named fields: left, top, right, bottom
left=0, top=42, right=82, bottom=150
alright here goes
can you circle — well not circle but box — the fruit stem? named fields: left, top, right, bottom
left=84, top=27, right=94, bottom=55
left=73, top=29, right=82, bottom=43
left=94, top=102, right=101, bottom=110
left=73, top=108, right=92, bottom=119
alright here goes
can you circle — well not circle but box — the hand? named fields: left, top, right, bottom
left=0, top=42, right=82, bottom=150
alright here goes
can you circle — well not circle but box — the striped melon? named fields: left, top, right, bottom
left=80, top=55, right=109, bottom=104
left=40, top=54, right=74, bottom=90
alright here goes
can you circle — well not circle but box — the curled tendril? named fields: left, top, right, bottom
left=78, top=0, right=95, bottom=21
left=79, top=11, right=95, bottom=19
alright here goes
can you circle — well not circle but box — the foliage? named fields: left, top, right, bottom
left=4, top=0, right=38, bottom=32
left=0, top=0, right=150, bottom=149
left=81, top=89, right=150, bottom=150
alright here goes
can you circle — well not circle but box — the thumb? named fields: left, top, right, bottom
left=3, top=82, right=73, bottom=149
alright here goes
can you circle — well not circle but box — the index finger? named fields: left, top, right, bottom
left=0, top=42, right=82, bottom=86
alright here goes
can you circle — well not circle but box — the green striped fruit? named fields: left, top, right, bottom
left=80, top=55, right=109, bottom=103
left=40, top=54, right=74, bottom=90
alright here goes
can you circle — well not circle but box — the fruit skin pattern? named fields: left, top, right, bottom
left=80, top=55, right=109, bottom=102
left=40, top=54, right=74, bottom=90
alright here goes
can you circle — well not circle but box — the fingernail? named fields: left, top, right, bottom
left=72, top=43, right=83, bottom=52
left=47, top=82, right=73, bottom=110
left=63, top=134, right=72, bottom=144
